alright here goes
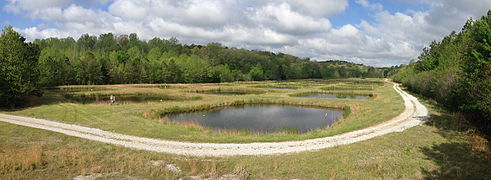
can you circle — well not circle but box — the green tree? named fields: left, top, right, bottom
left=38, top=48, right=71, bottom=86
left=77, top=34, right=97, bottom=51
left=96, top=33, right=118, bottom=52
left=73, top=52, right=103, bottom=84
left=116, top=34, right=129, bottom=49
left=165, top=58, right=183, bottom=83
left=210, top=65, right=234, bottom=82
left=177, top=55, right=211, bottom=83
left=460, top=11, right=491, bottom=133
left=249, top=64, right=265, bottom=81
left=0, top=27, right=40, bottom=107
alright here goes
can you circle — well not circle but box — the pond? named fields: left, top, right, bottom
left=63, top=94, right=174, bottom=104
left=299, top=93, right=369, bottom=99
left=164, top=105, right=343, bottom=133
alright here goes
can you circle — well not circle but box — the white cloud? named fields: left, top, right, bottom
left=4, top=0, right=69, bottom=13
left=109, top=0, right=239, bottom=28
left=271, top=0, right=349, bottom=17
left=108, top=0, right=149, bottom=20
left=3, top=0, right=111, bottom=13
left=249, top=3, right=331, bottom=35
left=357, top=0, right=491, bottom=65
left=355, top=0, right=383, bottom=11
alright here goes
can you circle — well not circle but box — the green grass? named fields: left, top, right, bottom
left=2, top=78, right=402, bottom=143
left=289, top=91, right=374, bottom=98
left=1, top=99, right=489, bottom=179
left=187, top=88, right=267, bottom=95
left=251, top=84, right=302, bottom=89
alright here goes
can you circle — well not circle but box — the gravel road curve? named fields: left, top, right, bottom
left=0, top=83, right=429, bottom=156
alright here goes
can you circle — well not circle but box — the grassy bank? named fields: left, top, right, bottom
left=1, top=98, right=489, bottom=179
left=2, top=79, right=403, bottom=143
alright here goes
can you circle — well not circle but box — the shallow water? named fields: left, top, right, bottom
left=164, top=105, right=343, bottom=133
left=300, top=94, right=369, bottom=99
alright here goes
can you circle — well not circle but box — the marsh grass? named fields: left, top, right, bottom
left=159, top=120, right=207, bottom=131
left=45, top=86, right=112, bottom=92
left=188, top=88, right=267, bottom=95
left=252, top=84, right=302, bottom=89
left=275, top=128, right=299, bottom=135
left=321, top=86, right=375, bottom=91
left=327, top=79, right=385, bottom=86
left=289, top=91, right=374, bottom=98
left=62, top=92, right=201, bottom=104
left=129, top=84, right=171, bottom=89
left=343, top=106, right=351, bottom=117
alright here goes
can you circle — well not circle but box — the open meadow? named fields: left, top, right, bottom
left=1, top=79, right=490, bottom=179
left=3, top=78, right=402, bottom=143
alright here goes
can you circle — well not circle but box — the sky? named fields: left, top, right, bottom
left=1, top=0, right=491, bottom=67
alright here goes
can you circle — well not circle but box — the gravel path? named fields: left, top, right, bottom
left=0, top=83, right=428, bottom=157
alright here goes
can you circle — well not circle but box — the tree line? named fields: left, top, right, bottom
left=0, top=27, right=385, bottom=107
left=393, top=11, right=491, bottom=136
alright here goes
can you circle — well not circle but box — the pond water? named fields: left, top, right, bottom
left=164, top=105, right=343, bottom=133
left=63, top=94, right=172, bottom=104
left=299, top=94, right=369, bottom=99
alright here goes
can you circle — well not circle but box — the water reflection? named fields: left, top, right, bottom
left=165, top=105, right=343, bottom=133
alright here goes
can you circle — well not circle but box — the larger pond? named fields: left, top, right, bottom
left=164, top=105, right=343, bottom=133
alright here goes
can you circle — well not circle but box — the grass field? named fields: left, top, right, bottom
left=1, top=93, right=489, bottom=179
left=2, top=78, right=403, bottom=143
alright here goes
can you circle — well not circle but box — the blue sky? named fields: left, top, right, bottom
left=1, top=0, right=490, bottom=67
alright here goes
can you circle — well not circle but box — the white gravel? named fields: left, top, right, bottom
left=0, top=83, right=429, bottom=157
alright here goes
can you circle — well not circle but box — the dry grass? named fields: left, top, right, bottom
left=160, top=120, right=208, bottom=131
left=187, top=88, right=267, bottom=95
left=0, top=144, right=44, bottom=173
left=469, top=133, right=489, bottom=154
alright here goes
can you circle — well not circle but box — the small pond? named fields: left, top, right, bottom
left=164, top=105, right=343, bottom=133
left=299, top=94, right=369, bottom=99
left=63, top=94, right=174, bottom=104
